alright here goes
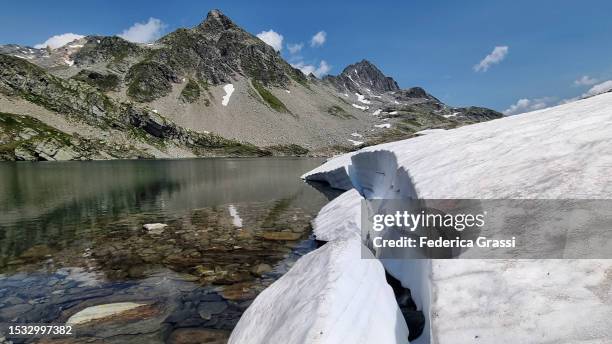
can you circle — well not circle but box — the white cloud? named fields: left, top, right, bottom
left=503, top=97, right=552, bottom=116
left=582, top=80, right=612, bottom=97
left=118, top=17, right=166, bottom=43
left=287, top=42, right=304, bottom=54
left=474, top=46, right=509, bottom=72
left=34, top=33, right=84, bottom=49
left=256, top=29, right=283, bottom=52
left=558, top=79, right=612, bottom=105
left=292, top=60, right=331, bottom=78
left=573, top=75, right=598, bottom=86
left=310, top=31, right=327, bottom=47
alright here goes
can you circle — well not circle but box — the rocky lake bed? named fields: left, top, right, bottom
left=0, top=158, right=330, bottom=343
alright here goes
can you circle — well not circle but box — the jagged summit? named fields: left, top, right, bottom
left=325, top=59, right=399, bottom=94
left=197, top=9, right=238, bottom=33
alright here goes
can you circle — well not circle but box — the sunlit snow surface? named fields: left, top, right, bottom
left=355, top=93, right=372, bottom=104
left=302, top=93, right=612, bottom=343
left=229, top=237, right=409, bottom=344
left=414, top=128, right=445, bottom=135
left=222, top=83, right=235, bottom=106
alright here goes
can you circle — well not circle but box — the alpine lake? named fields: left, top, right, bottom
left=0, top=157, right=337, bottom=343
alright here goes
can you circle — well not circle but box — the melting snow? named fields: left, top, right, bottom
left=64, top=58, right=74, bottom=66
left=415, top=128, right=446, bottom=135
left=374, top=123, right=391, bottom=129
left=351, top=104, right=368, bottom=110
left=355, top=93, right=372, bottom=104
left=351, top=133, right=363, bottom=137
left=301, top=92, right=612, bottom=344
left=389, top=111, right=398, bottom=115
left=228, top=238, right=408, bottom=344
left=372, top=109, right=382, bottom=116
left=222, top=84, right=235, bottom=106
left=347, top=139, right=364, bottom=146
left=285, top=90, right=291, bottom=94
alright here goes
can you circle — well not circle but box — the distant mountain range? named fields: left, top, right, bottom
left=0, top=9, right=501, bottom=161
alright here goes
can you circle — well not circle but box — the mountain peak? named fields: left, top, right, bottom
left=198, top=9, right=237, bottom=32
left=326, top=59, right=399, bottom=94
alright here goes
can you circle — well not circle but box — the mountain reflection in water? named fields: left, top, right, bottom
left=0, top=157, right=332, bottom=343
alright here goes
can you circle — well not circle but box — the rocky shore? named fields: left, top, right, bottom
left=0, top=199, right=320, bottom=343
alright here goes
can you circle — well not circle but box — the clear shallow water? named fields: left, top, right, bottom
left=0, top=158, right=331, bottom=342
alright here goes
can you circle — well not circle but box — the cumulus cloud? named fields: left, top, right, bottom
left=292, top=60, right=331, bottom=78
left=474, top=46, right=509, bottom=72
left=310, top=31, right=327, bottom=47
left=503, top=97, right=552, bottom=116
left=118, top=17, right=166, bottom=43
left=287, top=43, right=304, bottom=54
left=582, top=80, right=612, bottom=97
left=256, top=29, right=283, bottom=52
left=34, top=33, right=84, bottom=49
left=573, top=75, right=598, bottom=86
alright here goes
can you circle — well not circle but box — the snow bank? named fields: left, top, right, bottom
left=352, top=104, right=368, bottom=110
left=312, top=189, right=362, bottom=241
left=229, top=237, right=409, bottom=344
left=222, top=83, right=235, bottom=106
left=375, top=123, right=391, bottom=129
left=414, top=128, right=445, bottom=135
left=355, top=93, right=372, bottom=104
left=303, top=92, right=612, bottom=343
left=305, top=92, right=612, bottom=199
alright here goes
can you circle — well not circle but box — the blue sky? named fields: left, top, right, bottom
left=2, top=0, right=612, bottom=113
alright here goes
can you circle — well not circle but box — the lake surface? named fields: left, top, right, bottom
left=0, top=158, right=331, bottom=343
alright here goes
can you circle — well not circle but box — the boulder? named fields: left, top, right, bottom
left=66, top=302, right=147, bottom=325
left=143, top=223, right=168, bottom=234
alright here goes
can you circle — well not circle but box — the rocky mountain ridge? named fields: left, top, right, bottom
left=0, top=9, right=502, bottom=161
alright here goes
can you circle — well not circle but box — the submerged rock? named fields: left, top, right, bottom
left=197, top=301, right=228, bottom=320
left=66, top=302, right=147, bottom=325
left=168, top=328, right=230, bottom=344
left=251, top=263, right=272, bottom=276
left=143, top=223, right=168, bottom=234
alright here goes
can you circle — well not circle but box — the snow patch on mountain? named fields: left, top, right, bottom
left=375, top=123, right=391, bottom=128
left=221, top=84, right=235, bottom=106
left=355, top=93, right=372, bottom=104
